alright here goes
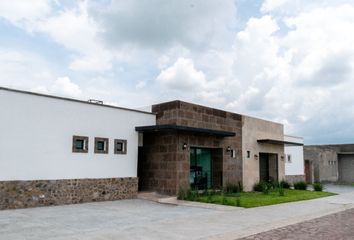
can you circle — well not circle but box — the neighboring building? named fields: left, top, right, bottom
left=284, top=135, right=305, bottom=184
left=136, top=101, right=302, bottom=193
left=0, top=87, right=156, bottom=210
left=0, top=87, right=303, bottom=209
left=304, top=144, right=354, bottom=183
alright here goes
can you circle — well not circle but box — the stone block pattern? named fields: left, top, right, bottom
left=285, top=175, right=305, bottom=184
left=139, top=101, right=242, bottom=195
left=0, top=177, right=138, bottom=210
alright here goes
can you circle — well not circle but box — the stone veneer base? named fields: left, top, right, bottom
left=0, top=177, right=138, bottom=210
left=285, top=175, right=305, bottom=184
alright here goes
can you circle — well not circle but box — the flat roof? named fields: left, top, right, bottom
left=0, top=86, right=155, bottom=115
left=338, top=152, right=354, bottom=155
left=135, top=124, right=236, bottom=137
left=257, top=139, right=304, bottom=146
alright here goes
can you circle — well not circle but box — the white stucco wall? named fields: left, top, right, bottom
left=284, top=135, right=304, bottom=176
left=0, top=88, right=156, bottom=180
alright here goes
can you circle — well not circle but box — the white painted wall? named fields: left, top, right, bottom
left=284, top=135, right=304, bottom=176
left=0, top=88, right=156, bottom=180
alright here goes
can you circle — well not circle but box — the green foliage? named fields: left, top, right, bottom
left=238, top=181, right=244, bottom=193
left=253, top=181, right=265, bottom=192
left=221, top=194, right=228, bottom=205
left=235, top=195, right=241, bottom=207
left=224, top=182, right=243, bottom=194
left=294, top=181, right=307, bottom=190
left=224, top=182, right=237, bottom=194
left=253, top=181, right=272, bottom=194
left=280, top=180, right=291, bottom=189
left=181, top=189, right=335, bottom=208
left=313, top=182, right=323, bottom=191
left=278, top=185, right=285, bottom=196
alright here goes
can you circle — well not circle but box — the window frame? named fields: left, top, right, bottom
left=94, top=137, right=109, bottom=154
left=114, top=139, right=127, bottom=154
left=72, top=135, right=89, bottom=153
left=287, top=154, right=292, bottom=163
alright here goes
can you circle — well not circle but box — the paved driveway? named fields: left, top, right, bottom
left=239, top=208, right=354, bottom=240
left=0, top=185, right=354, bottom=240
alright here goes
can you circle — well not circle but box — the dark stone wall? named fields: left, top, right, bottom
left=139, top=132, right=178, bottom=195
left=0, top=177, right=138, bottom=210
left=139, top=101, right=242, bottom=195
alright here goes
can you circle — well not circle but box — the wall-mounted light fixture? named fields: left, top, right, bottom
left=281, top=155, right=285, bottom=161
left=226, top=146, right=231, bottom=152
left=254, top=154, right=258, bottom=160
left=182, top=143, right=187, bottom=150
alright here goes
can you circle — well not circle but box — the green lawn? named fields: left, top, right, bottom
left=185, top=189, right=336, bottom=208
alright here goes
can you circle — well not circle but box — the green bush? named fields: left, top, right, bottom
left=253, top=181, right=272, bottom=194
left=278, top=185, right=285, bottom=196
left=238, top=181, right=244, bottom=193
left=280, top=180, right=291, bottom=189
left=313, top=182, right=323, bottom=191
left=294, top=181, right=307, bottom=190
left=253, top=182, right=264, bottom=192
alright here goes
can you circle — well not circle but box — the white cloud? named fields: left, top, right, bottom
left=0, top=0, right=52, bottom=30
left=37, top=2, right=113, bottom=71
left=2, top=1, right=354, bottom=144
left=51, top=77, right=82, bottom=97
left=156, top=58, right=207, bottom=91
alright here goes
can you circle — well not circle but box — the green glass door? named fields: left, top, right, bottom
left=190, top=148, right=212, bottom=189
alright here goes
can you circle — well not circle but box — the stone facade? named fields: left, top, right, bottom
left=285, top=175, right=305, bottom=184
left=0, top=177, right=137, bottom=210
left=139, top=101, right=242, bottom=195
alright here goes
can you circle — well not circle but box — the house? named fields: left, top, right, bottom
left=0, top=87, right=303, bottom=209
left=304, top=144, right=354, bottom=183
left=0, top=87, right=155, bottom=210
left=284, top=135, right=305, bottom=184
left=136, top=100, right=303, bottom=194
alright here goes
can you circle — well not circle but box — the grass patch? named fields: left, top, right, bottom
left=183, top=189, right=336, bottom=208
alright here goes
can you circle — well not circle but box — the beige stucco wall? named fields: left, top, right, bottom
left=242, top=116, right=285, bottom=191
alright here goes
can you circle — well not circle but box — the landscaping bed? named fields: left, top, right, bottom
left=178, top=189, right=336, bottom=208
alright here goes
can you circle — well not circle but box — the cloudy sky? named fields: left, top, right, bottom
left=1, top=0, right=354, bottom=144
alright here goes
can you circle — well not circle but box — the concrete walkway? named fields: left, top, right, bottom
left=1, top=185, right=354, bottom=240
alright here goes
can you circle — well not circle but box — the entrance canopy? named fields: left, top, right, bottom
left=257, top=139, right=303, bottom=146
left=135, top=124, right=235, bottom=137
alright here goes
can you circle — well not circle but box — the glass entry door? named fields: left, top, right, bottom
left=190, top=148, right=212, bottom=189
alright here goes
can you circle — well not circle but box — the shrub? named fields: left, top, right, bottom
left=278, top=185, right=285, bottom=196
left=280, top=180, right=291, bottom=189
left=313, top=182, right=323, bottom=191
left=253, top=182, right=264, bottom=192
left=238, top=181, right=244, bottom=193
left=262, top=183, right=271, bottom=195
left=253, top=181, right=272, bottom=194
left=294, top=181, right=307, bottom=190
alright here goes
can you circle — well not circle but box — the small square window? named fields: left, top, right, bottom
left=94, top=137, right=109, bottom=154
left=72, top=136, right=88, bottom=153
left=114, top=139, right=127, bottom=154
left=287, top=154, right=292, bottom=163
